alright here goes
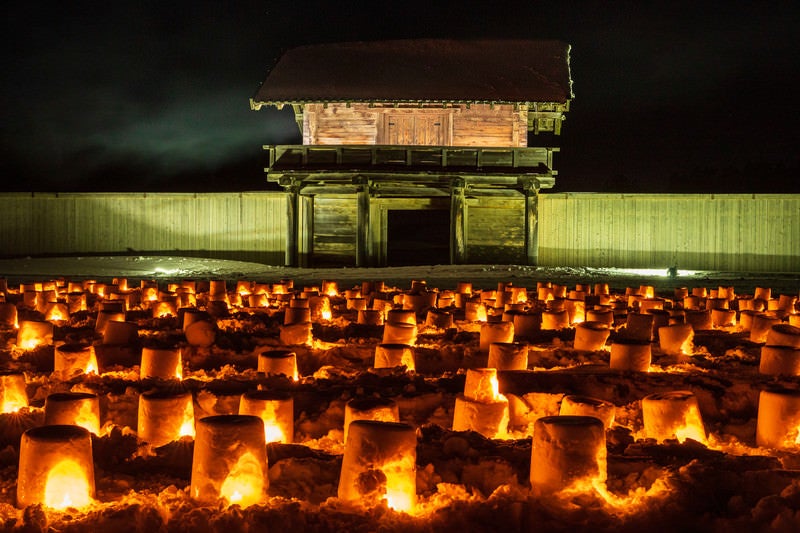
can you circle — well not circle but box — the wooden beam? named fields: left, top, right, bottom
left=283, top=180, right=300, bottom=267
left=355, top=177, right=371, bottom=267
left=450, top=178, right=467, bottom=264
left=523, top=178, right=540, bottom=266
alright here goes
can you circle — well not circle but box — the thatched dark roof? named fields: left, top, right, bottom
left=251, top=39, right=572, bottom=106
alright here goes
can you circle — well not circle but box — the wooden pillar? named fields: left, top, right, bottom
left=282, top=179, right=300, bottom=267
left=523, top=178, right=541, bottom=266
left=450, top=178, right=467, bottom=264
left=355, top=177, right=371, bottom=267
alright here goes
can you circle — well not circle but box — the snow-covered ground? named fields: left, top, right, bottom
left=1, top=255, right=797, bottom=294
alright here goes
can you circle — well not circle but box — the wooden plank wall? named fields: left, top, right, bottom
left=465, top=196, right=526, bottom=264
left=539, top=193, right=800, bottom=272
left=311, top=195, right=357, bottom=266
left=1, top=192, right=797, bottom=272
left=303, top=103, right=527, bottom=147
left=0, top=192, right=286, bottom=264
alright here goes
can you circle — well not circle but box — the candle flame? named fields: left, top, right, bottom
left=219, top=452, right=264, bottom=507
left=380, top=457, right=416, bottom=513
left=44, top=459, right=92, bottom=509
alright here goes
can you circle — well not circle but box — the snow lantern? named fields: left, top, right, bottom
left=357, top=309, right=384, bottom=325
left=137, top=390, right=195, bottom=447
left=658, top=323, right=695, bottom=356
left=765, top=324, right=800, bottom=348
left=479, top=321, right=514, bottom=352
left=573, top=321, right=611, bottom=351
left=541, top=309, right=569, bottom=331
left=759, top=345, right=800, bottom=376
left=382, top=322, right=417, bottom=345
left=425, top=308, right=453, bottom=330
left=530, top=415, right=607, bottom=495
left=239, top=390, right=293, bottom=444
left=512, top=311, right=542, bottom=339
left=452, top=367, right=509, bottom=439
left=16, top=320, right=53, bottom=350
left=585, top=308, right=614, bottom=326
left=280, top=322, right=313, bottom=346
left=54, top=343, right=98, bottom=378
left=464, top=301, right=488, bottom=322
left=257, top=349, right=299, bottom=380
left=94, top=310, right=125, bottom=334
left=44, top=302, right=69, bottom=324
left=487, top=341, right=528, bottom=371
left=284, top=304, right=311, bottom=325
left=559, top=395, right=616, bottom=429
left=750, top=313, right=780, bottom=342
left=17, top=425, right=95, bottom=509
left=756, top=389, right=800, bottom=449
left=374, top=343, right=415, bottom=371
left=624, top=313, right=654, bottom=342
left=102, top=320, right=138, bottom=345
left=140, top=346, right=182, bottom=380
left=642, top=391, right=707, bottom=444
left=338, top=420, right=417, bottom=512
left=321, top=280, right=339, bottom=297
left=609, top=339, right=652, bottom=372
left=0, top=372, right=28, bottom=413
left=0, top=302, right=18, bottom=328
left=344, top=397, right=400, bottom=443
left=191, top=415, right=268, bottom=507
left=711, top=308, right=736, bottom=329
left=44, top=392, right=101, bottom=435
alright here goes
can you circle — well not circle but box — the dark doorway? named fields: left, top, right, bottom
left=387, top=209, right=450, bottom=266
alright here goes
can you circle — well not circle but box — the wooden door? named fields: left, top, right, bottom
left=382, top=114, right=448, bottom=145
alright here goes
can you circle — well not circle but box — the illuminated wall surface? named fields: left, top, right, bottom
left=0, top=193, right=797, bottom=272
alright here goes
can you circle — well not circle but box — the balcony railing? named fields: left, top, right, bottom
left=264, top=145, right=557, bottom=174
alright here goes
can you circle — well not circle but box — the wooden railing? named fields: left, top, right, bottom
left=264, top=145, right=557, bottom=172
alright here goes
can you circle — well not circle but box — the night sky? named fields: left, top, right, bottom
left=3, top=1, right=798, bottom=193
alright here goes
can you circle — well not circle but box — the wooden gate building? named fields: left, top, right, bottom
left=251, top=39, right=573, bottom=267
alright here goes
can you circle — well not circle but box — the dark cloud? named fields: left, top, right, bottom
left=2, top=1, right=798, bottom=192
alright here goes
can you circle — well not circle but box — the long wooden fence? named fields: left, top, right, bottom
left=0, top=192, right=797, bottom=272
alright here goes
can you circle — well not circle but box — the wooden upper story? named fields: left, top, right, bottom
left=251, top=39, right=573, bottom=146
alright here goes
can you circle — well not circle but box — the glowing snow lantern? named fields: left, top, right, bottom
left=624, top=313, right=654, bottom=341
left=766, top=324, right=800, bottom=348
left=54, top=343, right=98, bottom=378
left=44, top=392, right=101, bottom=435
left=386, top=309, right=416, bottom=325
left=94, top=311, right=126, bottom=335
left=452, top=368, right=509, bottom=439
left=322, top=280, right=339, bottom=297
left=756, top=389, right=800, bottom=449
left=759, top=345, right=800, bottom=376
left=191, top=415, right=268, bottom=507
left=541, top=309, right=569, bottom=331
left=642, top=391, right=707, bottom=444
left=309, top=295, right=332, bottom=321
left=358, top=309, right=384, bottom=325
left=464, top=301, right=488, bottom=322
left=44, top=302, right=69, bottom=324
left=609, top=339, right=651, bottom=372
left=479, top=321, right=514, bottom=352
left=512, top=311, right=542, bottom=340
left=344, top=397, right=400, bottom=443
left=586, top=308, right=614, bottom=326
left=284, top=303, right=311, bottom=325
left=185, top=319, right=217, bottom=347
left=338, top=420, right=417, bottom=512
left=403, top=291, right=437, bottom=314
left=0, top=302, right=18, bottom=327
left=382, top=322, right=417, bottom=345
left=559, top=395, right=615, bottom=429
left=711, top=308, right=736, bottom=329
left=0, top=372, right=28, bottom=413
left=425, top=308, right=453, bottom=330
left=279, top=322, right=313, bottom=346
left=487, top=341, right=528, bottom=371
left=239, top=390, right=293, bottom=443
left=750, top=313, right=780, bottom=343
left=573, top=321, right=611, bottom=351
left=684, top=309, right=712, bottom=331
left=140, top=346, right=183, bottom=380
left=102, top=320, right=138, bottom=345
left=530, top=416, right=607, bottom=495
left=17, top=425, right=95, bottom=509
left=16, top=320, right=53, bottom=350
left=257, top=349, right=299, bottom=380
left=374, top=344, right=415, bottom=371
left=658, top=323, right=695, bottom=356
left=152, top=299, right=178, bottom=318
left=137, top=390, right=195, bottom=447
